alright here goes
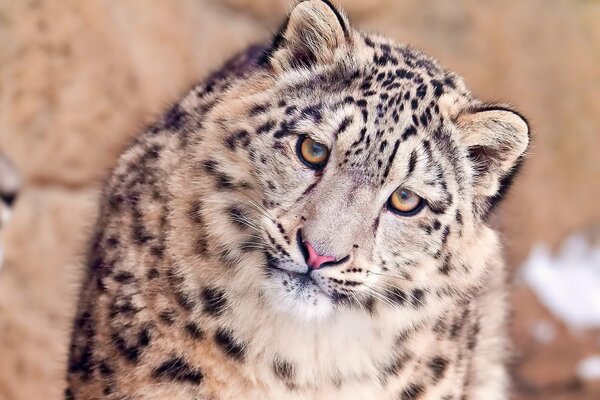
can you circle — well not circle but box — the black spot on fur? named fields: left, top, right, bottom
left=111, top=330, right=147, bottom=364
left=439, top=255, right=453, bottom=275
left=249, top=104, right=268, bottom=116
left=185, top=322, right=205, bottom=340
left=450, top=309, right=469, bottom=340
left=64, top=388, right=75, bottom=400
left=152, top=357, right=203, bottom=384
left=257, top=120, right=276, bottom=135
left=455, top=210, right=463, bottom=226
left=163, top=104, right=189, bottom=131
left=379, top=353, right=410, bottom=383
left=159, top=309, right=177, bottom=325
left=203, top=160, right=236, bottom=190
left=387, top=287, right=407, bottom=306
left=302, top=105, right=322, bottom=122
left=401, top=125, right=417, bottom=141
left=202, top=287, right=227, bottom=316
left=411, top=289, right=425, bottom=308
left=401, top=383, right=425, bottom=400
left=407, top=150, right=417, bottom=176
left=335, top=116, right=353, bottom=139
left=228, top=206, right=249, bottom=230
left=429, top=356, right=449, bottom=382
left=214, top=328, right=246, bottom=361
left=382, top=139, right=401, bottom=181
left=272, top=357, right=295, bottom=381
left=467, top=320, right=480, bottom=350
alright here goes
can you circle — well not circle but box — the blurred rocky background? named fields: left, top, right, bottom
left=0, top=0, right=599, bottom=399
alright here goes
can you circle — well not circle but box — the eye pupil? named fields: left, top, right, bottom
left=311, top=143, right=324, bottom=156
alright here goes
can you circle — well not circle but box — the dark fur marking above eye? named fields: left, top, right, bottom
left=301, top=105, right=322, bottom=122
left=257, top=120, right=276, bottom=135
left=335, top=116, right=353, bottom=139
left=381, top=139, right=401, bottom=183
left=202, top=287, right=227, bottom=316
left=273, top=120, right=295, bottom=139
left=152, top=357, right=203, bottom=384
left=407, top=150, right=418, bottom=176
left=214, top=328, right=246, bottom=362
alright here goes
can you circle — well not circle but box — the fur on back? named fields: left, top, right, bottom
left=66, top=1, right=529, bottom=399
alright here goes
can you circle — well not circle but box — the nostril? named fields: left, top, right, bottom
left=297, top=230, right=344, bottom=270
left=296, top=229, right=309, bottom=262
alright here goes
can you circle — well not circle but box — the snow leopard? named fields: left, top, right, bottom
left=66, top=1, right=529, bottom=399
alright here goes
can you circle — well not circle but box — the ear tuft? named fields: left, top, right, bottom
left=456, top=104, right=530, bottom=214
left=262, top=0, right=350, bottom=71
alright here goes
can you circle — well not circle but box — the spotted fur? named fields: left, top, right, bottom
left=66, top=1, right=529, bottom=399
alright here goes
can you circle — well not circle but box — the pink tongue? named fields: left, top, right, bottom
left=304, top=242, right=336, bottom=269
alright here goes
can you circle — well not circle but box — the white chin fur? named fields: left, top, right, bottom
left=263, top=270, right=335, bottom=321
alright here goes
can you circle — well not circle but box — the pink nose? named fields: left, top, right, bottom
left=303, top=241, right=336, bottom=270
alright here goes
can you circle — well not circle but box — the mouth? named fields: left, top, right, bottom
left=266, top=256, right=324, bottom=293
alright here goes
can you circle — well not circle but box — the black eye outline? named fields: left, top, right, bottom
left=387, top=188, right=425, bottom=217
left=296, top=135, right=330, bottom=170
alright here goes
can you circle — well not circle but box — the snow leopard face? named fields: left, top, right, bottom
left=180, top=0, right=529, bottom=320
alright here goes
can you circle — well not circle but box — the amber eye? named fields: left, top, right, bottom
left=388, top=188, right=424, bottom=216
left=296, top=136, right=330, bottom=169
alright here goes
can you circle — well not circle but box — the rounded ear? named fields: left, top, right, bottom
left=261, top=0, right=350, bottom=71
left=455, top=104, right=530, bottom=214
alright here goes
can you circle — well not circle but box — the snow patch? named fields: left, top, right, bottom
left=521, top=234, right=600, bottom=329
left=577, top=355, right=600, bottom=381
